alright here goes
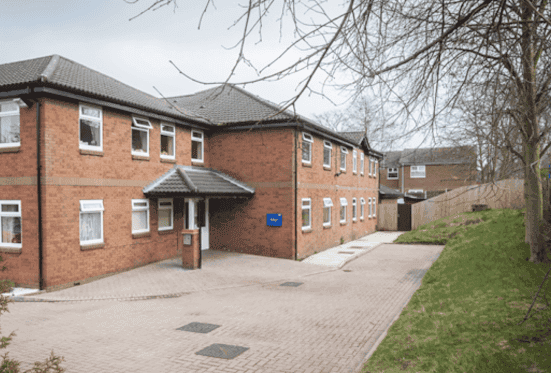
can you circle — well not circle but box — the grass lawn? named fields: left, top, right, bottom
left=362, top=208, right=551, bottom=372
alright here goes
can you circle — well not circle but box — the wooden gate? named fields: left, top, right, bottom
left=397, top=204, right=412, bottom=231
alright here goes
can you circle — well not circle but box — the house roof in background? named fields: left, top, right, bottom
left=143, top=165, right=255, bottom=196
left=381, top=146, right=476, bottom=167
left=0, top=55, right=209, bottom=124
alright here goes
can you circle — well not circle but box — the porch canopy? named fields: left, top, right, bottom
left=143, top=165, right=255, bottom=197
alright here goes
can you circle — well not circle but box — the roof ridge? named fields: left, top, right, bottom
left=39, top=55, right=60, bottom=82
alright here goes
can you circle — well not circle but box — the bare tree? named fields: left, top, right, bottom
left=127, top=0, right=551, bottom=263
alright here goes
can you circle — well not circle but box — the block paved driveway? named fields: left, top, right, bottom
left=3, top=244, right=443, bottom=373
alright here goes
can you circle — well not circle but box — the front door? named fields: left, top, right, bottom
left=196, top=199, right=209, bottom=250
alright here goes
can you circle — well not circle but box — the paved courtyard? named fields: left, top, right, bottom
left=3, top=242, right=443, bottom=373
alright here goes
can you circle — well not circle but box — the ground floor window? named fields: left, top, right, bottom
left=158, top=198, right=173, bottom=230
left=80, top=200, right=104, bottom=245
left=368, top=198, right=372, bottom=218
left=360, top=198, right=365, bottom=219
left=373, top=197, right=377, bottom=217
left=352, top=198, right=357, bottom=221
left=340, top=197, right=347, bottom=223
left=302, top=198, right=311, bottom=230
left=132, top=199, right=150, bottom=234
left=323, top=198, right=332, bottom=226
left=0, top=200, right=21, bottom=246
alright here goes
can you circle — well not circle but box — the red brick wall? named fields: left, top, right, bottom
left=296, top=131, right=379, bottom=259
left=0, top=102, right=40, bottom=287
left=208, top=128, right=296, bottom=259
left=380, top=168, right=400, bottom=190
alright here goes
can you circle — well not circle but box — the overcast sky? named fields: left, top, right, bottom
left=1, top=0, right=428, bottom=151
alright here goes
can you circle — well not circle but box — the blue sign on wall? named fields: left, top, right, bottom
left=267, top=214, right=282, bottom=227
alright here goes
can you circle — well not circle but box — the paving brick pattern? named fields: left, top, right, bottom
left=2, top=244, right=443, bottom=372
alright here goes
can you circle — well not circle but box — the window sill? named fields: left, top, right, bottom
left=80, top=149, right=104, bottom=157
left=323, top=224, right=331, bottom=229
left=301, top=228, right=313, bottom=233
left=302, top=162, right=312, bottom=168
left=352, top=219, right=357, bottom=223
left=132, top=232, right=151, bottom=239
left=323, top=166, right=331, bottom=171
left=360, top=218, right=364, bottom=221
left=340, top=221, right=347, bottom=226
left=0, top=246, right=22, bottom=254
left=80, top=243, right=105, bottom=251
left=132, top=154, right=150, bottom=161
left=158, top=229, right=175, bottom=235
left=0, top=146, right=20, bottom=153
left=339, top=169, right=346, bottom=173
left=191, top=159, right=204, bottom=165
left=160, top=157, right=176, bottom=164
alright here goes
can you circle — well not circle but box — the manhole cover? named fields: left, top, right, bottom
left=176, top=322, right=221, bottom=334
left=280, top=282, right=303, bottom=287
left=338, top=251, right=355, bottom=255
left=343, top=269, right=352, bottom=272
left=195, top=344, right=249, bottom=359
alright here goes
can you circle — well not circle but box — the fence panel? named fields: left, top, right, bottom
left=378, top=204, right=398, bottom=231
left=411, top=179, right=525, bottom=230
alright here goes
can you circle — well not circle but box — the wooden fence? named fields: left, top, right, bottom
left=411, top=178, right=526, bottom=230
left=378, top=203, right=398, bottom=231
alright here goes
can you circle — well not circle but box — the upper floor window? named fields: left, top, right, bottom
left=388, top=167, right=398, bottom=179
left=79, top=104, right=102, bottom=151
left=191, top=130, right=204, bottom=162
left=80, top=200, right=104, bottom=245
left=353, top=150, right=358, bottom=174
left=158, top=198, right=173, bottom=231
left=374, top=160, right=378, bottom=176
left=302, top=133, right=313, bottom=164
left=0, top=201, right=21, bottom=247
left=132, top=117, right=152, bottom=156
left=360, top=153, right=364, bottom=175
left=0, top=100, right=21, bottom=147
left=301, top=198, right=312, bottom=230
left=368, top=157, right=372, bottom=176
left=323, top=198, right=332, bottom=226
left=340, top=147, right=348, bottom=171
left=323, top=141, right=332, bottom=168
left=411, top=165, right=426, bottom=178
left=160, top=124, right=175, bottom=159
left=132, top=199, right=150, bottom=234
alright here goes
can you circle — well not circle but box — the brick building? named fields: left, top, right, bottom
left=0, top=55, right=382, bottom=290
left=379, top=147, right=478, bottom=200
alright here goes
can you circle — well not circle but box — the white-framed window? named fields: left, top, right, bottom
left=353, top=150, right=358, bottom=174
left=360, top=153, right=364, bottom=175
left=79, top=200, right=104, bottom=245
left=411, top=165, right=426, bottom=178
left=374, top=160, right=378, bottom=176
left=191, top=130, right=204, bottom=162
left=373, top=197, right=377, bottom=217
left=323, top=141, right=332, bottom=168
left=388, top=168, right=398, bottom=179
left=79, top=104, right=102, bottom=151
left=368, top=157, right=372, bottom=176
left=0, top=201, right=21, bottom=247
left=160, top=124, right=175, bottom=159
left=158, top=198, right=173, bottom=231
left=132, top=116, right=152, bottom=156
left=368, top=198, right=372, bottom=218
left=352, top=198, right=357, bottom=221
left=323, top=198, right=332, bottom=226
left=360, top=197, right=365, bottom=219
left=302, top=133, right=313, bottom=164
left=340, top=147, right=348, bottom=171
left=302, top=198, right=312, bottom=230
left=0, top=100, right=21, bottom=148
left=408, top=189, right=424, bottom=194
left=132, top=199, right=150, bottom=234
left=340, top=197, right=348, bottom=223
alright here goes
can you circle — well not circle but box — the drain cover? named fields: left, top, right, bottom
left=280, top=282, right=303, bottom=287
left=349, top=246, right=368, bottom=249
left=343, top=269, right=352, bottom=272
left=176, top=322, right=220, bottom=334
left=338, top=251, right=355, bottom=255
left=195, top=344, right=249, bottom=359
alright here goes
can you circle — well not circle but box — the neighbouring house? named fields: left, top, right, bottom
left=379, top=146, right=478, bottom=199
left=0, top=55, right=382, bottom=290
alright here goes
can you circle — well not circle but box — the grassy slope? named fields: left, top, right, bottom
left=363, top=209, right=551, bottom=372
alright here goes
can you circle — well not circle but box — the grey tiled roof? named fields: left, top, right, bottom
left=168, top=84, right=294, bottom=124
left=143, top=165, right=255, bottom=196
left=338, top=132, right=365, bottom=145
left=381, top=146, right=476, bottom=167
left=379, top=185, right=404, bottom=198
left=0, top=55, right=208, bottom=123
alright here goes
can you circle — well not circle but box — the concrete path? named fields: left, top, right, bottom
left=2, top=235, right=443, bottom=373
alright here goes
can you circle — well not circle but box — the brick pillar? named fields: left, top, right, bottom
left=181, top=229, right=200, bottom=269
